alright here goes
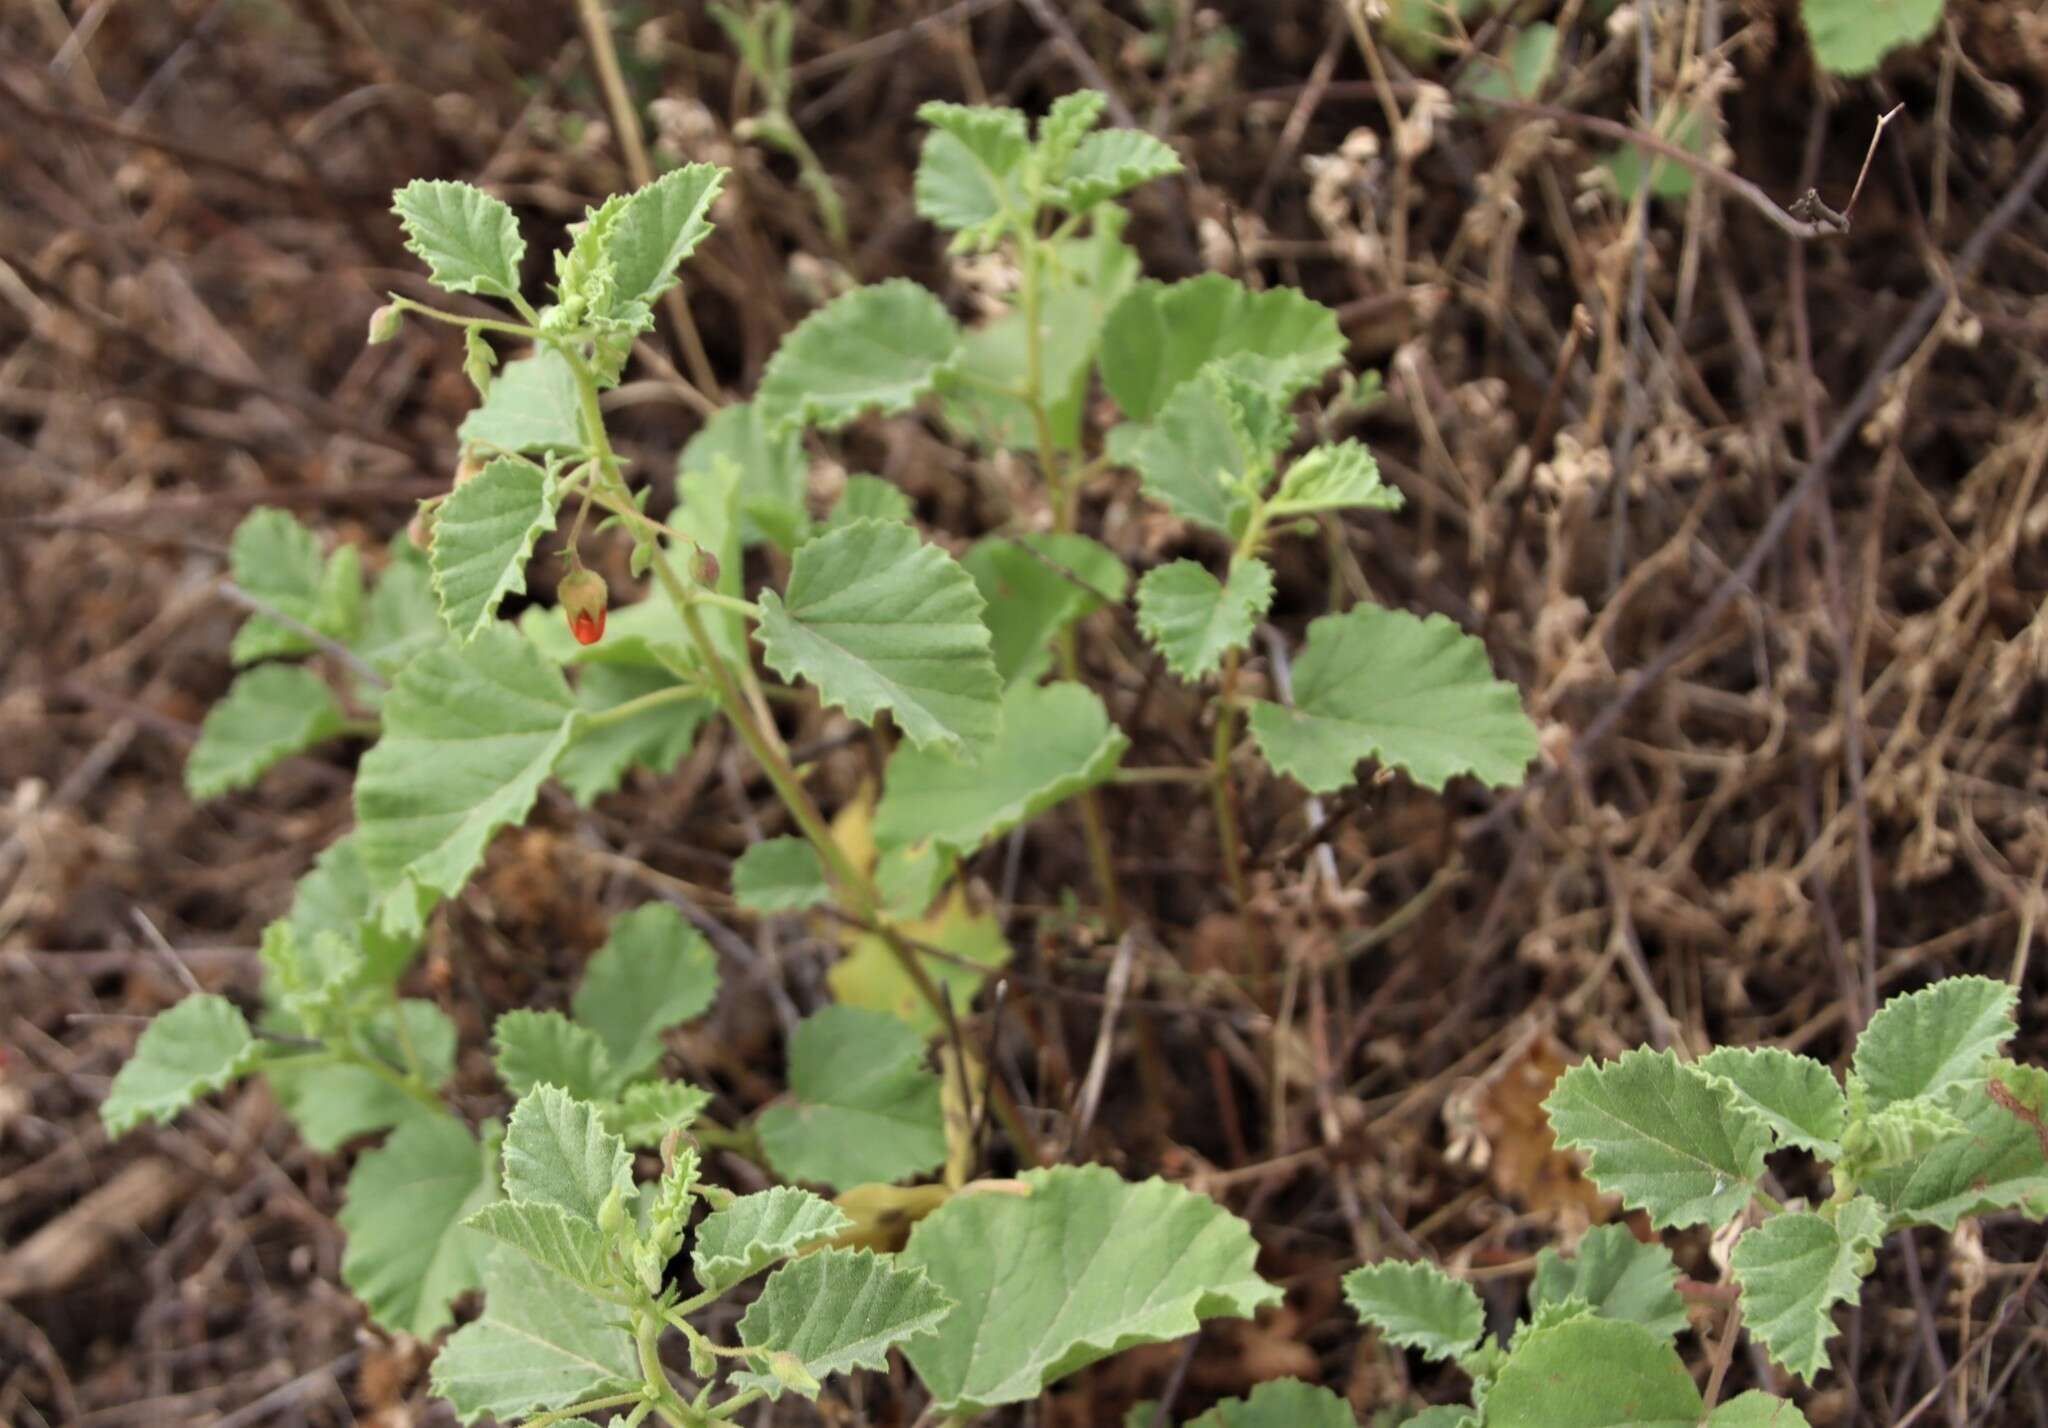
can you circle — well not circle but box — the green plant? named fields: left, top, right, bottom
left=1802, top=0, right=1945, bottom=76
left=106, top=91, right=1546, bottom=1423
left=1315, top=976, right=2045, bottom=1425
left=710, top=2, right=848, bottom=255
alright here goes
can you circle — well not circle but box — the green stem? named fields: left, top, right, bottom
left=526, top=1392, right=648, bottom=1427
left=632, top=1310, right=694, bottom=1426
left=709, top=1387, right=767, bottom=1420
left=388, top=294, right=541, bottom=340
left=578, top=682, right=709, bottom=731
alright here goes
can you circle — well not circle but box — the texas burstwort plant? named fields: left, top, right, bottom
left=89, top=88, right=1716, bottom=1425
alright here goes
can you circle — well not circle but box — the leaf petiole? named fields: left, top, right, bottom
left=386, top=294, right=541, bottom=341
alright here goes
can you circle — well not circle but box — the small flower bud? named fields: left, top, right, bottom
left=366, top=303, right=404, bottom=345
left=560, top=566, right=608, bottom=646
left=690, top=546, right=721, bottom=588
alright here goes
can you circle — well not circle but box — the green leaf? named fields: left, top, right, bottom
left=1185, top=1379, right=1358, bottom=1428
left=755, top=519, right=1001, bottom=754
left=737, top=1248, right=953, bottom=1398
left=1099, top=274, right=1346, bottom=422
left=671, top=453, right=747, bottom=665
left=1850, top=975, right=2017, bottom=1114
left=1602, top=107, right=1708, bottom=204
left=1707, top=1392, right=1815, bottom=1427
left=1135, top=559, right=1275, bottom=683
left=430, top=1245, right=638, bottom=1426
left=501, top=1083, right=634, bottom=1226
left=101, top=994, right=261, bottom=1136
left=354, top=625, right=579, bottom=915
left=1841, top=1097, right=1968, bottom=1174
left=599, top=163, right=723, bottom=311
left=458, top=348, right=587, bottom=456
left=1123, top=364, right=1281, bottom=536
left=602, top=1078, right=712, bottom=1148
left=964, top=533, right=1129, bottom=687
left=428, top=456, right=561, bottom=641
left=1270, top=440, right=1403, bottom=517
left=557, top=664, right=711, bottom=804
left=913, top=101, right=1029, bottom=242
left=265, top=999, right=455, bottom=1152
left=693, top=1186, right=854, bottom=1294
left=493, top=1009, right=614, bottom=1101
left=572, top=903, right=719, bottom=1091
left=901, top=1163, right=1281, bottom=1414
left=1697, top=1046, right=1848, bottom=1157
left=228, top=509, right=359, bottom=664
left=1044, top=128, right=1183, bottom=212
left=1530, top=1223, right=1687, bottom=1342
left=257, top=921, right=363, bottom=1034
left=756, top=1006, right=947, bottom=1190
left=827, top=473, right=914, bottom=528
left=1487, top=1315, right=1702, bottom=1428
left=1802, top=0, right=1943, bottom=75
left=338, top=1114, right=499, bottom=1338
left=391, top=178, right=525, bottom=300
left=756, top=280, right=961, bottom=434
left=733, top=836, right=832, bottom=913
left=353, top=537, right=442, bottom=688
left=1246, top=605, right=1539, bottom=793
left=1857, top=1060, right=2048, bottom=1229
left=465, top=1198, right=618, bottom=1295
left=186, top=664, right=344, bottom=799
left=1341, top=1261, right=1484, bottom=1363
left=1032, top=90, right=1107, bottom=177
left=1730, top=1197, right=1886, bottom=1382
left=1462, top=22, right=1559, bottom=104
left=284, top=831, right=421, bottom=990
left=829, top=886, right=1010, bottom=1037
left=680, top=399, right=811, bottom=551
left=1543, top=1048, right=1772, bottom=1230
left=875, top=682, right=1127, bottom=858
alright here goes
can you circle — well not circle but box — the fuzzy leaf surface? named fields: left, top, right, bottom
left=354, top=626, right=578, bottom=910
left=265, top=1000, right=455, bottom=1152
left=755, top=519, right=1001, bottom=754
left=1802, top=0, right=1943, bottom=75
left=492, top=1009, right=614, bottom=1102
left=733, top=836, right=832, bottom=913
left=338, top=1114, right=498, bottom=1338
left=875, top=681, right=1128, bottom=857
left=1850, top=975, right=2017, bottom=1113
left=465, top=1199, right=616, bottom=1295
left=757, top=280, right=960, bottom=433
left=827, top=473, right=914, bottom=528
left=1342, top=1260, right=1485, bottom=1362
left=186, top=664, right=344, bottom=799
left=1858, top=1060, right=2048, bottom=1228
left=430, top=1246, right=638, bottom=1426
left=353, top=538, right=441, bottom=688
left=1488, top=1316, right=1702, bottom=1427
left=228, top=509, right=358, bottom=664
left=736, top=1248, right=952, bottom=1397
left=392, top=179, right=525, bottom=299
left=1707, top=1393, right=1815, bottom=1426
left=1044, top=128, right=1183, bottom=212
left=756, top=1006, right=947, bottom=1190
left=1098, top=274, right=1346, bottom=421
left=458, top=348, right=586, bottom=456
left=1270, top=440, right=1403, bottom=516
left=572, top=903, right=718, bottom=1091
left=429, top=456, right=560, bottom=641
left=501, top=1083, right=634, bottom=1225
left=599, top=163, right=723, bottom=311
left=1730, top=1198, right=1886, bottom=1382
left=1697, top=1046, right=1848, bottom=1156
left=680, top=399, right=810, bottom=551
left=102, top=994, right=261, bottom=1136
left=1543, top=1047, right=1771, bottom=1230
left=1529, top=1223, right=1687, bottom=1341
left=556, top=664, right=711, bottom=804
left=602, top=1079, right=712, bottom=1149
left=1136, top=559, right=1275, bottom=683
left=913, top=102, right=1029, bottom=239
left=1246, top=606, right=1538, bottom=792
left=1184, top=1379, right=1358, bottom=1428
left=901, top=1164, right=1281, bottom=1413
left=693, top=1186, right=853, bottom=1294
left=964, top=533, right=1129, bottom=687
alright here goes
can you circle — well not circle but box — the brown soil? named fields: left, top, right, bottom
left=3, top=1, right=2046, bottom=1424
